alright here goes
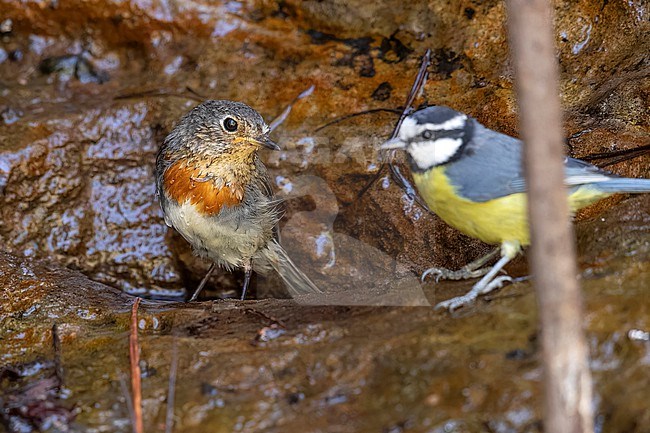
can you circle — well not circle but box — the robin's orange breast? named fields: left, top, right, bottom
left=163, top=160, right=243, bottom=216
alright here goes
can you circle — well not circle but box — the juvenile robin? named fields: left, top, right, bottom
left=155, top=100, right=321, bottom=300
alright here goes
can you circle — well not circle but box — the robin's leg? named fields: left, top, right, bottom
left=189, top=263, right=216, bottom=302
left=240, top=260, right=253, bottom=301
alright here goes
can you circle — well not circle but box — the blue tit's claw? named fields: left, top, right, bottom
left=434, top=293, right=478, bottom=312
left=435, top=275, right=515, bottom=312
left=420, top=268, right=441, bottom=283
left=421, top=267, right=443, bottom=282
left=422, top=266, right=493, bottom=282
left=480, top=275, right=513, bottom=294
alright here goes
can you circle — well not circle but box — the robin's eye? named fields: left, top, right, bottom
left=422, top=130, right=433, bottom=140
left=223, top=117, right=238, bottom=132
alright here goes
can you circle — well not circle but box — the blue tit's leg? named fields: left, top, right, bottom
left=189, top=262, right=216, bottom=302
left=434, top=254, right=513, bottom=311
left=434, top=240, right=521, bottom=311
left=421, top=247, right=500, bottom=282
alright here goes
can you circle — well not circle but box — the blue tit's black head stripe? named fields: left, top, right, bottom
left=412, top=106, right=462, bottom=126
left=439, top=116, right=475, bottom=163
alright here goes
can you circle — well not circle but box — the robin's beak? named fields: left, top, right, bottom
left=380, top=137, right=406, bottom=150
left=251, top=136, right=280, bottom=151
left=235, top=135, right=281, bottom=151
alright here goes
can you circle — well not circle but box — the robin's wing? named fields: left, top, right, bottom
left=447, top=124, right=613, bottom=202
left=252, top=157, right=283, bottom=243
left=155, top=145, right=174, bottom=200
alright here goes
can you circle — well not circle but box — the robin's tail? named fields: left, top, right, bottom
left=265, top=240, right=322, bottom=296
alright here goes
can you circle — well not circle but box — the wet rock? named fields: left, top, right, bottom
left=40, top=54, right=109, bottom=84
left=0, top=107, right=23, bottom=125
left=0, top=0, right=649, bottom=429
left=0, top=100, right=186, bottom=296
left=371, top=82, right=392, bottom=101
left=0, top=0, right=647, bottom=297
left=0, top=18, right=12, bottom=35
left=1, top=250, right=649, bottom=432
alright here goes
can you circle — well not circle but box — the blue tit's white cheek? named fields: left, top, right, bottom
left=409, top=137, right=463, bottom=169
left=399, top=117, right=424, bottom=141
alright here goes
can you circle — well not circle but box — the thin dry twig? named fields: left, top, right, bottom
left=313, top=108, right=402, bottom=132
left=164, top=337, right=178, bottom=433
left=243, top=307, right=287, bottom=328
left=118, top=371, right=135, bottom=426
left=356, top=49, right=432, bottom=210
left=51, top=323, right=63, bottom=390
left=268, top=85, right=316, bottom=132
left=129, top=297, right=144, bottom=433
left=114, top=87, right=205, bottom=102
left=580, top=143, right=650, bottom=168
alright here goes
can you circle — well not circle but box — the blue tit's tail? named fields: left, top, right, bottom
left=592, top=178, right=650, bottom=194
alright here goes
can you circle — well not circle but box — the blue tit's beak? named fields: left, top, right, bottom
left=380, top=137, right=406, bottom=150
left=252, top=136, right=280, bottom=151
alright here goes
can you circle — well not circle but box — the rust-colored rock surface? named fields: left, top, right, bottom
left=0, top=0, right=649, bottom=431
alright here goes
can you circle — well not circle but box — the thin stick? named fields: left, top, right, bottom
left=118, top=370, right=136, bottom=426
left=129, top=297, right=144, bottom=433
left=164, top=337, right=178, bottom=433
left=268, top=85, right=315, bottom=132
left=314, top=108, right=402, bottom=132
left=357, top=49, right=432, bottom=210
left=185, top=86, right=207, bottom=99
left=579, top=143, right=650, bottom=168
left=114, top=89, right=205, bottom=102
left=507, top=1, right=594, bottom=432
left=51, top=323, right=63, bottom=389
left=391, top=49, right=431, bottom=136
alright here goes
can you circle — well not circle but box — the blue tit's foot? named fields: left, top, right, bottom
left=434, top=275, right=513, bottom=312
left=421, top=265, right=492, bottom=283
left=421, top=248, right=501, bottom=283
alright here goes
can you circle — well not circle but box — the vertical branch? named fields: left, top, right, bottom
left=129, top=297, right=144, bottom=433
left=507, top=1, right=594, bottom=432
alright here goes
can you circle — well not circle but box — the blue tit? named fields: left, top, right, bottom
left=382, top=106, right=650, bottom=311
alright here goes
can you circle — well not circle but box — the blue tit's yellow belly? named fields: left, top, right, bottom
left=413, top=167, right=609, bottom=246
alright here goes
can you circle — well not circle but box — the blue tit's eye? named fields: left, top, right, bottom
left=422, top=130, right=433, bottom=139
left=223, top=117, right=238, bottom=132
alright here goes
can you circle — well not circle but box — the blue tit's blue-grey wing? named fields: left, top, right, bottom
left=561, top=157, right=613, bottom=185
left=505, top=154, right=613, bottom=194
left=445, top=124, right=527, bottom=202
left=447, top=123, right=617, bottom=202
